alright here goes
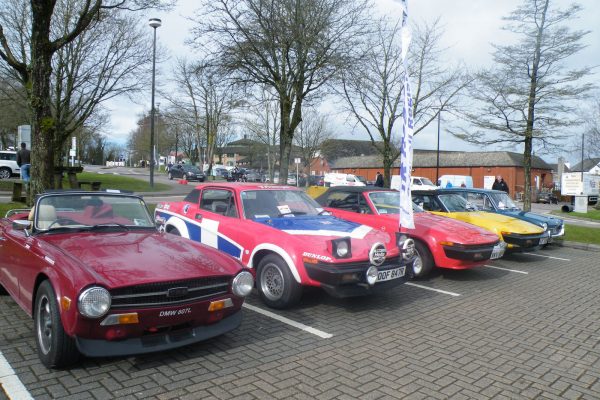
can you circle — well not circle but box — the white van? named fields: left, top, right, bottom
left=324, top=173, right=366, bottom=187
left=390, top=175, right=437, bottom=191
left=438, top=175, right=473, bottom=188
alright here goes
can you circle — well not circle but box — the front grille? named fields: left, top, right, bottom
left=502, top=233, right=544, bottom=247
left=110, top=277, right=230, bottom=308
left=310, top=257, right=400, bottom=271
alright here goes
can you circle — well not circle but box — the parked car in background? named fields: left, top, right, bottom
left=535, top=191, right=559, bottom=204
left=287, top=174, right=297, bottom=186
left=391, top=175, right=437, bottom=191
left=441, top=188, right=564, bottom=241
left=0, top=150, right=19, bottom=179
left=412, top=189, right=549, bottom=251
left=309, top=175, right=325, bottom=186
left=155, top=183, right=415, bottom=309
left=168, top=164, right=206, bottom=181
left=324, top=173, right=366, bottom=187
left=0, top=191, right=252, bottom=368
left=438, top=175, right=474, bottom=188
left=245, top=170, right=262, bottom=182
left=314, top=187, right=503, bottom=277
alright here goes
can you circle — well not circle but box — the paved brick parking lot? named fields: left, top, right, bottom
left=1, top=245, right=599, bottom=399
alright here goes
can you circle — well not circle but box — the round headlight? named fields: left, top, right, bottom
left=78, top=287, right=111, bottom=318
left=232, top=271, right=254, bottom=297
left=366, top=266, right=378, bottom=285
left=336, top=241, right=349, bottom=257
left=369, top=243, right=387, bottom=266
left=541, top=222, right=548, bottom=231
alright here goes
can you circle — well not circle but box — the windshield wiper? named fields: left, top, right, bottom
left=88, top=223, right=130, bottom=231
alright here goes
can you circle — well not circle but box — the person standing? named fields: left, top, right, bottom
left=492, top=175, right=509, bottom=193
left=375, top=171, right=384, bottom=187
left=17, top=142, right=31, bottom=184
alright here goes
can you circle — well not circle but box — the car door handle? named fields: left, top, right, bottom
left=194, top=213, right=203, bottom=221
left=0, top=236, right=6, bottom=241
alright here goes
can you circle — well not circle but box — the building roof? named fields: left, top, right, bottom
left=331, top=150, right=553, bottom=170
left=320, top=139, right=382, bottom=161
left=570, top=158, right=600, bottom=172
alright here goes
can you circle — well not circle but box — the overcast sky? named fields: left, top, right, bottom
left=105, top=0, right=599, bottom=164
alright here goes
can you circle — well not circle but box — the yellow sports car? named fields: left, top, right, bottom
left=412, top=190, right=549, bottom=250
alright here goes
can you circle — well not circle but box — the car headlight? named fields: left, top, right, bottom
left=396, top=233, right=416, bottom=261
left=78, top=287, right=111, bottom=318
left=366, top=266, right=378, bottom=285
left=187, top=171, right=194, bottom=176
left=232, top=271, right=254, bottom=297
left=332, top=237, right=352, bottom=259
left=541, top=222, right=548, bottom=231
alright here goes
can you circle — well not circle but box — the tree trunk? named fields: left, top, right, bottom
left=29, top=1, right=57, bottom=204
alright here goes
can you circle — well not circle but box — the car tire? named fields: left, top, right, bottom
left=34, top=280, right=80, bottom=368
left=167, top=227, right=181, bottom=236
left=257, top=254, right=302, bottom=309
left=0, top=284, right=8, bottom=295
left=411, top=240, right=434, bottom=278
left=168, top=172, right=173, bottom=180
left=0, top=168, right=11, bottom=180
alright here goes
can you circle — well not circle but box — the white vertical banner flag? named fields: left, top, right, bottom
left=397, top=0, right=415, bottom=229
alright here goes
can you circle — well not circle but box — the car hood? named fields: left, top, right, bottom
left=412, top=212, right=499, bottom=244
left=253, top=215, right=396, bottom=259
left=39, top=231, right=242, bottom=288
left=431, top=211, right=545, bottom=235
left=498, top=210, right=563, bottom=228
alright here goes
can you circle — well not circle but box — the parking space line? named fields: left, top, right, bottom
left=243, top=303, right=333, bottom=339
left=522, top=253, right=571, bottom=261
left=405, top=283, right=461, bottom=297
left=0, top=350, right=33, bottom=400
left=483, top=265, right=528, bottom=274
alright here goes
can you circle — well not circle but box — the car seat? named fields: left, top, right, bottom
left=37, top=204, right=57, bottom=229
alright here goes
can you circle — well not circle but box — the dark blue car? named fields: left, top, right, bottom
left=439, top=188, right=564, bottom=242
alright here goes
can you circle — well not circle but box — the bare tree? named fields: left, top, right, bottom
left=195, top=0, right=370, bottom=184
left=166, top=58, right=237, bottom=173
left=583, top=96, right=600, bottom=157
left=0, top=75, right=29, bottom=148
left=293, top=108, right=332, bottom=184
left=452, top=0, right=594, bottom=211
left=243, top=87, right=281, bottom=181
left=0, top=0, right=170, bottom=200
left=341, top=17, right=470, bottom=186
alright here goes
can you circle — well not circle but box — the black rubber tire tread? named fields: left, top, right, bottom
left=34, top=280, right=80, bottom=368
left=257, top=254, right=302, bottom=309
left=167, top=227, right=181, bottom=236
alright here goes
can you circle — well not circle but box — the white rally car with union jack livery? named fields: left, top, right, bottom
left=155, top=183, right=415, bottom=309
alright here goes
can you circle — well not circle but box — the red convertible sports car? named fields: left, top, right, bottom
left=155, top=183, right=415, bottom=309
left=314, top=187, right=504, bottom=278
left=0, top=191, right=253, bottom=368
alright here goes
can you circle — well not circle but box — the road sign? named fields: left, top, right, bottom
left=294, top=158, right=301, bottom=164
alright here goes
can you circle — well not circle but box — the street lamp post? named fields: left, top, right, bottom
left=148, top=17, right=161, bottom=188
left=435, top=108, right=443, bottom=185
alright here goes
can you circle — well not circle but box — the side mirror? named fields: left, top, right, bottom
left=12, top=220, right=31, bottom=236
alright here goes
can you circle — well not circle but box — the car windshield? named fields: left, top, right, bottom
left=35, top=193, right=154, bottom=231
left=184, top=166, right=202, bottom=173
left=367, top=191, right=423, bottom=214
left=437, top=193, right=477, bottom=212
left=356, top=175, right=367, bottom=183
left=420, top=178, right=435, bottom=186
left=489, top=192, right=519, bottom=210
left=241, top=190, right=323, bottom=219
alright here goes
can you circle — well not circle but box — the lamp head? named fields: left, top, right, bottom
left=148, top=18, right=162, bottom=28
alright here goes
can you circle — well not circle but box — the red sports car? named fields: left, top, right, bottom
left=0, top=191, right=253, bottom=368
left=155, top=183, right=415, bottom=309
left=314, top=187, right=504, bottom=277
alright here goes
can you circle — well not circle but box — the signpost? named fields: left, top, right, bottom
left=294, top=158, right=301, bottom=187
left=70, top=137, right=77, bottom=166
left=561, top=172, right=600, bottom=213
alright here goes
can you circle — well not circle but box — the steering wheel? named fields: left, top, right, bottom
left=46, top=218, right=80, bottom=229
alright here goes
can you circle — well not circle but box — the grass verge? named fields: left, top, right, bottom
left=562, top=224, right=600, bottom=245
left=551, top=209, right=600, bottom=220
left=71, top=172, right=170, bottom=192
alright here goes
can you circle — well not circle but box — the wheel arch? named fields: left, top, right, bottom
left=249, top=244, right=301, bottom=283
left=165, top=216, right=190, bottom=239
left=31, top=272, right=51, bottom=316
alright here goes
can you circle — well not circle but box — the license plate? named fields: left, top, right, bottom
left=490, top=244, right=505, bottom=260
left=539, top=236, right=548, bottom=245
left=377, top=267, right=406, bottom=282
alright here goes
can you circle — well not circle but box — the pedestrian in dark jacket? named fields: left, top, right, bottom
left=492, top=175, right=509, bottom=194
left=17, top=142, right=31, bottom=183
left=375, top=172, right=384, bottom=187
